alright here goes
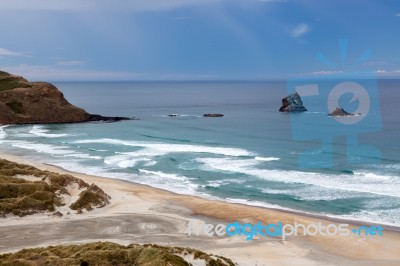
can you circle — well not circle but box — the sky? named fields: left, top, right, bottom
left=0, top=0, right=400, bottom=81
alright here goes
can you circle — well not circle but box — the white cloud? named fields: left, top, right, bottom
left=259, top=0, right=287, bottom=2
left=310, top=69, right=400, bottom=77
left=56, top=60, right=86, bottom=66
left=396, top=13, right=400, bottom=17
left=375, top=69, right=400, bottom=76
left=291, top=23, right=310, bottom=38
left=312, top=70, right=343, bottom=75
left=0, top=0, right=285, bottom=11
left=3, top=64, right=143, bottom=81
left=0, top=47, right=24, bottom=56
left=0, top=0, right=224, bottom=11
left=3, top=64, right=221, bottom=81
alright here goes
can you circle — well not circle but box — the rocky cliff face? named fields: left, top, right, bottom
left=0, top=71, right=130, bottom=124
left=279, top=92, right=307, bottom=112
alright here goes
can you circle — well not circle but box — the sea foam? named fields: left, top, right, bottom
left=0, top=125, right=8, bottom=140
left=7, top=140, right=101, bottom=160
left=74, top=138, right=254, bottom=157
left=29, top=125, right=70, bottom=138
left=196, top=157, right=400, bottom=198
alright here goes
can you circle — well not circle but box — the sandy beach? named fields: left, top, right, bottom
left=1, top=153, right=399, bottom=266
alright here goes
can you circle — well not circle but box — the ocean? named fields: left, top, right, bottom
left=0, top=80, right=399, bottom=226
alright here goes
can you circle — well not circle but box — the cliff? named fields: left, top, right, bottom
left=0, top=71, right=130, bottom=124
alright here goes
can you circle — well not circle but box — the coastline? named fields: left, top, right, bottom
left=40, top=163, right=400, bottom=232
left=1, top=153, right=400, bottom=265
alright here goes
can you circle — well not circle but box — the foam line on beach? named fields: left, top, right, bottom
left=0, top=125, right=8, bottom=140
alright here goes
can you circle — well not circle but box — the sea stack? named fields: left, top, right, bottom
left=279, top=92, right=307, bottom=112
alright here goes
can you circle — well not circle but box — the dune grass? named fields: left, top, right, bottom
left=0, top=242, right=235, bottom=266
left=0, top=159, right=110, bottom=217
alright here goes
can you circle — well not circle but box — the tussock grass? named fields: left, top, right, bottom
left=0, top=74, right=31, bottom=92
left=0, top=159, right=110, bottom=217
left=0, top=242, right=235, bottom=266
left=70, top=184, right=110, bottom=211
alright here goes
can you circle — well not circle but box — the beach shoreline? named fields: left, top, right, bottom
left=44, top=163, right=400, bottom=233
left=2, top=151, right=400, bottom=232
left=1, top=153, right=400, bottom=265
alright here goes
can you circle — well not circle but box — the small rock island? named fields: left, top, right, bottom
left=203, top=113, right=224, bottom=117
left=0, top=71, right=131, bottom=124
left=279, top=92, right=307, bottom=112
left=328, top=107, right=358, bottom=117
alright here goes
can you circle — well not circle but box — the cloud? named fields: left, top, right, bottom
left=0, top=47, right=24, bottom=56
left=396, top=13, right=400, bottom=17
left=312, top=70, right=343, bottom=75
left=259, top=0, right=287, bottom=2
left=3, top=64, right=143, bottom=81
left=0, top=0, right=224, bottom=11
left=291, top=23, right=310, bottom=38
left=3, top=64, right=221, bottom=81
left=375, top=69, right=400, bottom=76
left=56, top=60, right=86, bottom=66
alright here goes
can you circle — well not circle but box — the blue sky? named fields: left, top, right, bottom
left=0, top=0, right=400, bottom=81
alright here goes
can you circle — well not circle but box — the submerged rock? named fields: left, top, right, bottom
left=52, top=211, right=63, bottom=217
left=203, top=113, right=224, bottom=117
left=279, top=92, right=307, bottom=112
left=328, top=107, right=358, bottom=117
left=87, top=114, right=131, bottom=122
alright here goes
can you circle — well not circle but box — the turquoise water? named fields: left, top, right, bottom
left=0, top=80, right=399, bottom=226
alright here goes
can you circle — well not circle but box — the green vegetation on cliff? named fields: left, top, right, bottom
left=0, top=71, right=31, bottom=92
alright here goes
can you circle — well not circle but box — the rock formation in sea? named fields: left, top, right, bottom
left=328, top=107, right=357, bottom=117
left=279, top=92, right=307, bottom=112
left=0, top=71, right=131, bottom=124
left=203, top=113, right=224, bottom=117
